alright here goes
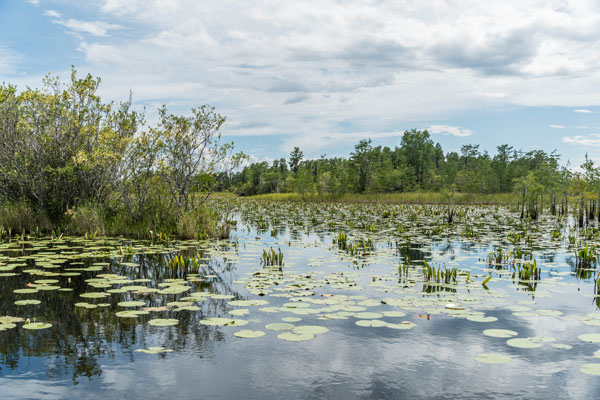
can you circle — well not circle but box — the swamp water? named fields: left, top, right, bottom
left=1, top=201, right=600, bottom=399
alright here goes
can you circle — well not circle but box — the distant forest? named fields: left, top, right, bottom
left=224, top=130, right=574, bottom=198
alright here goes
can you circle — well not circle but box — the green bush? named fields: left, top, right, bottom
left=0, top=201, right=51, bottom=233
left=65, top=203, right=105, bottom=235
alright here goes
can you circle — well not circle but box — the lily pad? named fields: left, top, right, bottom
left=233, top=329, right=266, bottom=338
left=135, top=346, right=173, bottom=354
left=23, top=322, right=52, bottom=330
left=507, top=337, right=552, bottom=349
left=118, top=301, right=146, bottom=307
left=277, top=332, right=315, bottom=341
left=148, top=318, right=179, bottom=327
left=115, top=310, right=149, bottom=318
left=579, top=333, right=600, bottom=343
left=356, top=319, right=387, bottom=327
left=15, top=299, right=41, bottom=306
left=581, top=363, right=600, bottom=376
left=483, top=329, right=518, bottom=338
left=265, top=323, right=295, bottom=331
left=474, top=353, right=512, bottom=364
left=80, top=292, right=110, bottom=299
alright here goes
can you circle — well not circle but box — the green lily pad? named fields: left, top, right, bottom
left=135, top=346, right=173, bottom=354
left=80, top=292, right=110, bottom=299
left=118, top=301, right=146, bottom=307
left=483, top=329, right=518, bottom=338
left=579, top=333, right=600, bottom=343
left=265, top=323, right=295, bottom=331
left=581, top=363, right=600, bottom=376
left=356, top=319, right=387, bottom=327
left=474, top=353, right=511, bottom=364
left=23, top=322, right=52, bottom=330
left=115, top=310, right=149, bottom=318
left=15, top=299, right=41, bottom=306
left=507, top=337, right=552, bottom=349
left=277, top=331, right=315, bottom=341
left=234, top=329, right=266, bottom=338
left=148, top=318, right=179, bottom=327
left=13, top=288, right=39, bottom=294
left=382, top=311, right=406, bottom=318
left=75, top=302, right=98, bottom=309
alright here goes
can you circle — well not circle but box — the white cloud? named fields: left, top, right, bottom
left=27, top=0, right=39, bottom=5
left=574, top=109, right=594, bottom=113
left=563, top=134, right=600, bottom=147
left=12, top=0, right=600, bottom=157
left=44, top=10, right=122, bottom=37
left=43, top=10, right=61, bottom=18
left=427, top=125, right=474, bottom=137
left=52, top=19, right=122, bottom=37
left=550, top=124, right=566, bottom=128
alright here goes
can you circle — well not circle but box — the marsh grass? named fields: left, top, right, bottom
left=247, top=192, right=515, bottom=205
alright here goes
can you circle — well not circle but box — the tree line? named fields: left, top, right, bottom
left=225, top=131, right=600, bottom=222
left=0, top=69, right=243, bottom=237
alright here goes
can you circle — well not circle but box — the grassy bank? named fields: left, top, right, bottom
left=245, top=192, right=516, bottom=205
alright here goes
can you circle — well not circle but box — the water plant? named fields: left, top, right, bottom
left=261, top=247, right=284, bottom=266
left=515, top=259, right=541, bottom=281
left=576, top=244, right=597, bottom=268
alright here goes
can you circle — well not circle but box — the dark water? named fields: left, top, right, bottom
left=1, top=204, right=600, bottom=399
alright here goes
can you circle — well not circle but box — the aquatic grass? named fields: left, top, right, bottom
left=261, top=247, right=284, bottom=266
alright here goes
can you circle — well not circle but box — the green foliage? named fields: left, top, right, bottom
left=261, top=247, right=284, bottom=266
left=0, top=69, right=242, bottom=239
left=229, top=131, right=565, bottom=201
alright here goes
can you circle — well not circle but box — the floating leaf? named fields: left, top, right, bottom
left=15, top=300, right=41, bottom=306
left=118, top=301, right=146, bottom=307
left=483, top=329, right=518, bottom=338
left=580, top=363, right=600, bottom=376
left=277, top=332, right=315, bottom=341
left=356, top=319, right=387, bottom=327
left=148, top=318, right=179, bottom=327
left=265, top=323, right=294, bottom=331
left=579, top=333, right=600, bottom=343
left=23, top=322, right=52, bottom=330
left=135, top=346, right=173, bottom=354
left=234, top=330, right=266, bottom=338
left=474, top=353, right=511, bottom=364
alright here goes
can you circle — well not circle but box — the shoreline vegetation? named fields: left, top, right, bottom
left=0, top=69, right=245, bottom=239
left=2, top=70, right=600, bottom=239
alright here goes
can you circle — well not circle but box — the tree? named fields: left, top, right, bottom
left=351, top=139, right=373, bottom=192
left=288, top=147, right=303, bottom=176
left=399, top=130, right=436, bottom=189
left=157, top=105, right=244, bottom=215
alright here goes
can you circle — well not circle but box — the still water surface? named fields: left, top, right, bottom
left=1, top=204, right=600, bottom=399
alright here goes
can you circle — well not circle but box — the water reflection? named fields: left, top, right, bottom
left=2, top=204, right=600, bottom=398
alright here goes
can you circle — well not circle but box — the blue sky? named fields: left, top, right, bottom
left=2, top=0, right=600, bottom=168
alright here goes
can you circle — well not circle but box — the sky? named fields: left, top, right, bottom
left=2, top=0, right=600, bottom=167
